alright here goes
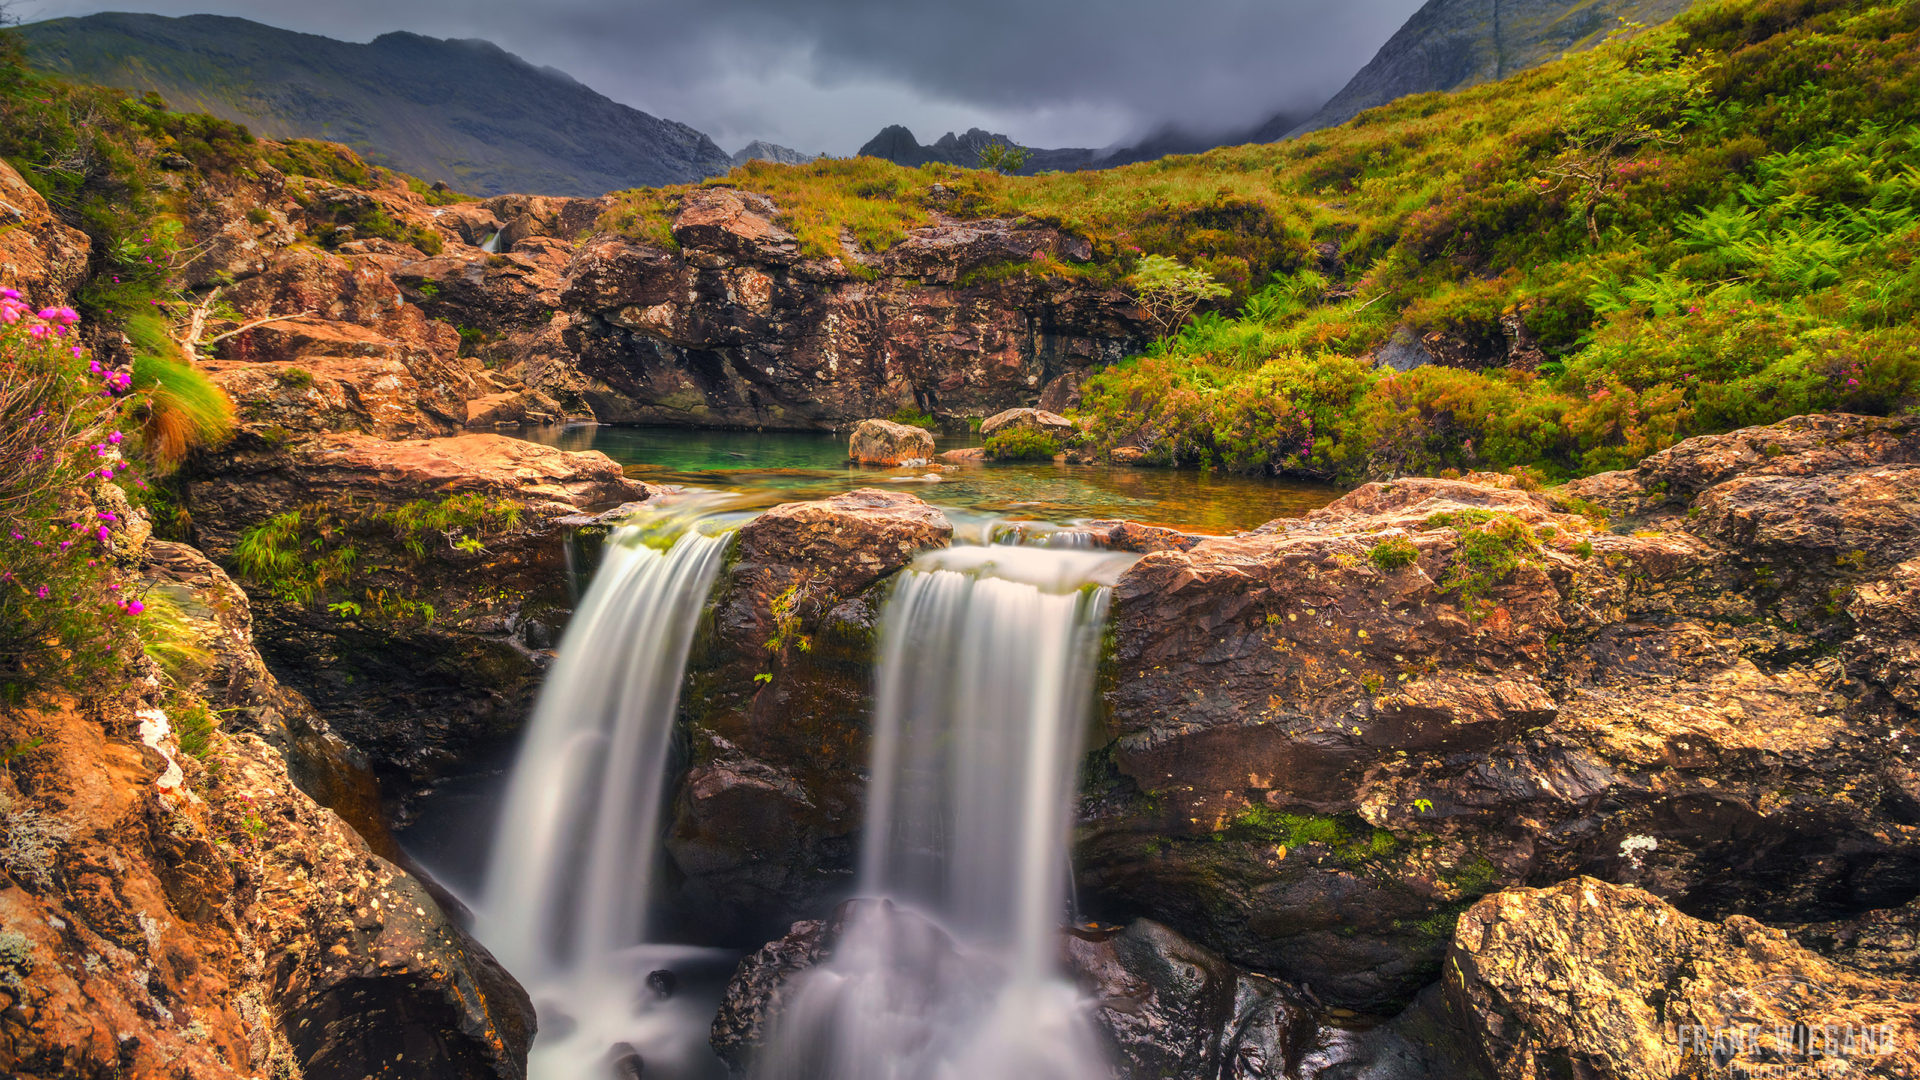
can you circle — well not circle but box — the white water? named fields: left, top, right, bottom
left=478, top=496, right=743, bottom=1080
left=756, top=545, right=1135, bottom=1080
left=481, top=230, right=504, bottom=254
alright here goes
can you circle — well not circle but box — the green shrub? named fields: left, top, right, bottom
left=1368, top=536, right=1420, bottom=571
left=984, top=429, right=1063, bottom=460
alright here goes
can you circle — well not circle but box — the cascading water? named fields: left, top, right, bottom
left=478, top=495, right=744, bottom=1080
left=757, top=544, right=1136, bottom=1080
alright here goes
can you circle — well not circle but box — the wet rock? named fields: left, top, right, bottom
left=608, top=1042, right=646, bottom=1079
left=710, top=916, right=833, bottom=1071
left=645, top=969, right=678, bottom=999
left=1078, top=519, right=1205, bottom=553
left=668, top=492, right=950, bottom=941
left=938, top=446, right=987, bottom=464
left=979, top=407, right=1076, bottom=439
left=848, top=418, right=935, bottom=465
left=1063, top=919, right=1317, bottom=1080
left=1447, top=879, right=1920, bottom=1080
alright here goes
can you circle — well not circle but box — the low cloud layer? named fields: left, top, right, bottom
left=20, top=0, right=1426, bottom=154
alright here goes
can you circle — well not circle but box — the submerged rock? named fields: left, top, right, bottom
left=848, top=418, right=935, bottom=466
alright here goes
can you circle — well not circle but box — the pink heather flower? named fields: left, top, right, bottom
left=1848, top=378, right=1860, bottom=387
left=1, top=288, right=16, bottom=299
left=36, top=308, right=55, bottom=320
left=125, top=599, right=145, bottom=615
left=108, top=431, right=123, bottom=444
left=96, top=525, right=110, bottom=542
left=98, top=512, right=118, bottom=522
left=35, top=586, right=49, bottom=599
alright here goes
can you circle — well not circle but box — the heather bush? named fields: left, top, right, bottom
left=0, top=296, right=143, bottom=702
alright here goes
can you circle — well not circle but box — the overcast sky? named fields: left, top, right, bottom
left=18, top=0, right=1427, bottom=155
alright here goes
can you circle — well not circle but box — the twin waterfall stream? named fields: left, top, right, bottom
left=478, top=501, right=1134, bottom=1078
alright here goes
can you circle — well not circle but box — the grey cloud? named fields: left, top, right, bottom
left=19, top=0, right=1426, bottom=153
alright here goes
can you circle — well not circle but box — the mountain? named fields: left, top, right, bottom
left=1290, top=0, right=1695, bottom=135
left=732, top=140, right=821, bottom=167
left=16, top=12, right=735, bottom=197
left=855, top=111, right=1313, bottom=175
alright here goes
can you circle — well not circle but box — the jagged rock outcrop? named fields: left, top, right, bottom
left=1447, top=878, right=1920, bottom=1079
left=559, top=187, right=1147, bottom=428
left=668, top=491, right=951, bottom=941
left=1072, top=414, right=1920, bottom=1011
left=0, top=161, right=91, bottom=308
left=0, top=543, right=532, bottom=1079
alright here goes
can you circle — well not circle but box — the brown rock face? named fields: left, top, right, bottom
left=0, top=160, right=91, bottom=306
left=0, top=544, right=531, bottom=1080
left=1448, top=879, right=1920, bottom=1080
left=668, top=491, right=951, bottom=940
left=1078, top=416, right=1920, bottom=1010
left=180, top=434, right=653, bottom=794
left=847, top=418, right=935, bottom=465
left=559, top=188, right=1147, bottom=428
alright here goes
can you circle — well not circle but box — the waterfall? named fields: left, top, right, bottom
left=480, top=230, right=503, bottom=254
left=757, top=544, right=1135, bottom=1080
left=478, top=495, right=743, bottom=1080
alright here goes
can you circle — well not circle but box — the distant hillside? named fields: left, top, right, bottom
left=732, top=141, right=820, bottom=167
left=1292, top=0, right=1694, bottom=134
left=855, top=111, right=1313, bottom=175
left=18, top=12, right=734, bottom=197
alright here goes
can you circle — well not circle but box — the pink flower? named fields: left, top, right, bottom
left=34, top=586, right=49, bottom=599
left=1848, top=377, right=1859, bottom=387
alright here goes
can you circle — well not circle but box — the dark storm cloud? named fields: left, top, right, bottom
left=20, top=0, right=1426, bottom=153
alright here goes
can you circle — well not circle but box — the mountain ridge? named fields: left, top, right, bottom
left=17, top=11, right=735, bottom=197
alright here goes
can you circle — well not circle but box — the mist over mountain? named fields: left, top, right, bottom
left=18, top=12, right=735, bottom=196
left=1291, top=0, right=1696, bottom=135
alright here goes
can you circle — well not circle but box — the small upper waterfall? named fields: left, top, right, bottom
left=479, top=495, right=743, bottom=1080
left=480, top=230, right=504, bottom=254
left=757, top=544, right=1135, bottom=1080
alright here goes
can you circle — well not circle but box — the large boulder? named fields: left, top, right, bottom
left=181, top=433, right=655, bottom=796
left=1078, top=415, right=1920, bottom=1010
left=668, top=492, right=951, bottom=941
left=1448, top=879, right=1920, bottom=1080
left=848, top=418, right=935, bottom=466
left=979, top=407, right=1076, bottom=439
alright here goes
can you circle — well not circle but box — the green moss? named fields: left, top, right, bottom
left=1224, top=807, right=1398, bottom=865
left=228, top=494, right=522, bottom=609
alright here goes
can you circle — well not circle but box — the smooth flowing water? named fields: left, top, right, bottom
left=478, top=494, right=746, bottom=1080
left=755, top=545, right=1135, bottom=1080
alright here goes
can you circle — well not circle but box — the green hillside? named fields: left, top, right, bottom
left=17, top=13, right=733, bottom=197
left=603, top=0, right=1920, bottom=482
